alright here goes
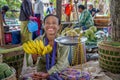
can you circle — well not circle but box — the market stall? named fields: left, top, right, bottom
left=0, top=7, right=23, bottom=79
left=0, top=0, right=120, bottom=80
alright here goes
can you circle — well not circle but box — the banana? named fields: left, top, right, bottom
left=23, top=43, right=33, bottom=54
left=26, top=46, right=34, bottom=54
left=35, top=40, right=40, bottom=47
left=42, top=47, right=48, bottom=55
left=74, top=28, right=81, bottom=34
left=30, top=40, right=37, bottom=48
left=27, top=41, right=38, bottom=54
left=27, top=41, right=34, bottom=49
left=23, top=40, right=52, bottom=56
left=31, top=47, right=37, bottom=54
left=22, top=43, right=30, bottom=54
left=35, top=40, right=42, bottom=54
left=34, top=40, right=39, bottom=53
left=46, top=45, right=52, bottom=53
left=66, top=30, right=78, bottom=36
left=39, top=40, right=45, bottom=50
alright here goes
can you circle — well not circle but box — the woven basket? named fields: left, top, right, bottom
left=2, top=69, right=16, bottom=80
left=0, top=54, right=3, bottom=63
left=94, top=16, right=110, bottom=26
left=98, top=41, right=120, bottom=73
left=0, top=45, right=24, bottom=78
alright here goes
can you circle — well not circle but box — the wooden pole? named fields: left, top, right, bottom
left=56, top=0, right=62, bottom=21
left=0, top=12, right=5, bottom=46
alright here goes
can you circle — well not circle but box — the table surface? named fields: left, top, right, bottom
left=61, top=21, right=78, bottom=24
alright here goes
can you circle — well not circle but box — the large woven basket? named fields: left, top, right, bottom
left=98, top=41, right=120, bottom=73
left=0, top=45, right=24, bottom=78
left=0, top=54, right=3, bottom=63
left=94, top=16, right=110, bottom=26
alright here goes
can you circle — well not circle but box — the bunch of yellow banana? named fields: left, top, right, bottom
left=61, top=27, right=82, bottom=37
left=22, top=40, right=52, bottom=56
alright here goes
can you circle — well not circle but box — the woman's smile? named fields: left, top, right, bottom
left=48, top=28, right=54, bottom=31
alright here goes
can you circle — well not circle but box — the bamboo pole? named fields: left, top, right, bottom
left=0, top=46, right=23, bottom=54
left=0, top=12, right=5, bottom=46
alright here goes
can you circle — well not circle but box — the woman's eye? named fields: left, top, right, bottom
left=46, top=22, right=50, bottom=25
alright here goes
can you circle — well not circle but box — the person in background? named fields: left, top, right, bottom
left=46, top=2, right=54, bottom=14
left=32, top=0, right=44, bottom=40
left=19, top=0, right=33, bottom=43
left=1, top=5, right=9, bottom=25
left=76, top=5, right=94, bottom=30
left=32, top=14, right=69, bottom=79
left=19, top=0, right=33, bottom=66
left=88, top=4, right=100, bottom=17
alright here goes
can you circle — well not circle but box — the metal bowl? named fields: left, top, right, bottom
left=55, top=36, right=87, bottom=46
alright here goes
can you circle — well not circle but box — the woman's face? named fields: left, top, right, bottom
left=78, top=8, right=83, bottom=13
left=44, top=16, right=59, bottom=37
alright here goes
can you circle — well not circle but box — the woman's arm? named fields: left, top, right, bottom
left=48, top=44, right=70, bottom=75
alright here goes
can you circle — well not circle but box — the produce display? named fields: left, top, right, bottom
left=61, top=27, right=82, bottom=37
left=61, top=27, right=78, bottom=36
left=22, top=40, right=52, bottom=55
left=0, top=63, right=13, bottom=80
left=61, top=26, right=97, bottom=42
left=84, top=26, right=97, bottom=41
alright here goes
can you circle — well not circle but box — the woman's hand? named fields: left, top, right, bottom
left=32, top=72, right=49, bottom=79
left=41, top=73, right=49, bottom=79
left=32, top=54, right=39, bottom=64
left=29, top=16, right=37, bottom=20
left=32, top=73, right=43, bottom=80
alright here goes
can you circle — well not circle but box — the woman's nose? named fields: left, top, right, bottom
left=49, top=23, right=54, bottom=27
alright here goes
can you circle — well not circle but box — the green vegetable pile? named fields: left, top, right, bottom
left=84, top=26, right=97, bottom=42
left=0, top=63, right=13, bottom=80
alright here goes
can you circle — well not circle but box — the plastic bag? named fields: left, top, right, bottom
left=27, top=20, right=38, bottom=32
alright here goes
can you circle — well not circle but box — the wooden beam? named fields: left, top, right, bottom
left=0, top=12, right=5, bottom=46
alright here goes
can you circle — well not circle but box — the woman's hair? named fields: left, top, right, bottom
left=50, top=2, right=53, bottom=5
left=78, top=5, right=85, bottom=10
left=2, top=5, right=9, bottom=12
left=44, top=14, right=61, bottom=25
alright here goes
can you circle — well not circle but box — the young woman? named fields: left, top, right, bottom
left=32, top=14, right=70, bottom=79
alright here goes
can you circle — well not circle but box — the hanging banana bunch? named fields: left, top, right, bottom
left=22, top=40, right=52, bottom=56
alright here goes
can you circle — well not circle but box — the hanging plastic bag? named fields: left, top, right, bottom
left=27, top=20, right=38, bottom=32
